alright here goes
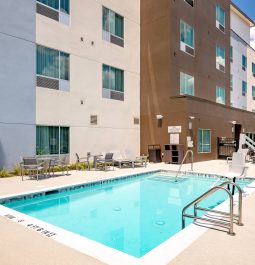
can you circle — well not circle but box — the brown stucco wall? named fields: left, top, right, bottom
left=140, top=0, right=240, bottom=162
left=141, top=95, right=255, bottom=162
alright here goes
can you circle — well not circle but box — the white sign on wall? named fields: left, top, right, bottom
left=168, top=126, right=182, bottom=134
left=170, top=134, right=179, bottom=144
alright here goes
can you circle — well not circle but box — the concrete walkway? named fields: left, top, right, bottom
left=0, top=160, right=255, bottom=265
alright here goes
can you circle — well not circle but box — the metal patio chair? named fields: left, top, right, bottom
left=95, top=152, right=114, bottom=171
left=20, top=157, right=46, bottom=181
left=75, top=153, right=90, bottom=170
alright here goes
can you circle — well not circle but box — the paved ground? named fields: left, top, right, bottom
left=0, top=160, right=255, bottom=265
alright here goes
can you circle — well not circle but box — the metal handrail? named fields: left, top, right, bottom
left=218, top=181, right=243, bottom=226
left=182, top=181, right=243, bottom=235
left=175, top=150, right=193, bottom=181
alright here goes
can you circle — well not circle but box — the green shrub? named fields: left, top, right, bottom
left=11, top=164, right=22, bottom=176
left=0, top=169, right=11, bottom=178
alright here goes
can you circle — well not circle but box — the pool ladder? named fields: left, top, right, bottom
left=175, top=150, right=193, bottom=181
left=182, top=181, right=243, bottom=235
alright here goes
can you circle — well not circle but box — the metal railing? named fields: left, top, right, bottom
left=175, top=150, right=193, bottom=181
left=182, top=181, right=243, bottom=235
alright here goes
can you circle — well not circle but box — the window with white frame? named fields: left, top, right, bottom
left=102, top=7, right=124, bottom=47
left=242, top=55, right=247, bottom=71
left=230, top=46, right=233, bottom=62
left=216, top=44, right=225, bottom=72
left=102, top=64, right=124, bottom=101
left=242, top=81, right=247, bottom=96
left=36, top=126, right=69, bottom=155
left=180, top=72, right=194, bottom=96
left=216, top=4, right=225, bottom=32
left=36, top=45, right=70, bottom=91
left=252, top=86, right=255, bottom=100
left=37, top=0, right=70, bottom=25
left=198, top=129, right=211, bottom=153
left=252, top=62, right=255, bottom=77
left=180, top=20, right=195, bottom=56
left=216, top=86, right=225, bottom=104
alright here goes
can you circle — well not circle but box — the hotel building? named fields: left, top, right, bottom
left=0, top=0, right=140, bottom=169
left=141, top=0, right=255, bottom=162
left=1, top=0, right=255, bottom=169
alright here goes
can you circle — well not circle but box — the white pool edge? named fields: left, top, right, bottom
left=0, top=171, right=255, bottom=265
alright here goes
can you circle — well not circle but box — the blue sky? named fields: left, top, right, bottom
left=232, top=0, right=255, bottom=21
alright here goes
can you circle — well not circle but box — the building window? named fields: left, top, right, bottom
left=37, top=0, right=69, bottom=14
left=252, top=63, right=255, bottom=77
left=252, top=86, right=255, bottom=100
left=242, top=55, right=247, bottom=71
left=102, top=7, right=124, bottom=47
left=180, top=72, right=194, bottom=96
left=37, top=0, right=70, bottom=25
left=180, top=20, right=195, bottom=56
left=216, top=44, right=225, bottom=72
left=102, top=64, right=124, bottom=101
left=230, top=74, right=233, bottom=91
left=230, top=46, right=233, bottom=62
left=216, top=86, right=225, bottom=104
left=36, top=126, right=69, bottom=155
left=198, top=129, right=211, bottom=153
left=216, top=4, right=225, bottom=32
left=242, top=81, right=247, bottom=96
left=36, top=45, right=70, bottom=90
left=184, top=0, right=194, bottom=7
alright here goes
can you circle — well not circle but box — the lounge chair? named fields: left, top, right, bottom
left=20, top=157, right=46, bottom=181
left=124, top=150, right=147, bottom=168
left=75, top=153, right=90, bottom=170
left=95, top=152, right=114, bottom=171
left=227, top=152, right=248, bottom=194
left=227, top=148, right=249, bottom=163
left=113, top=150, right=132, bottom=168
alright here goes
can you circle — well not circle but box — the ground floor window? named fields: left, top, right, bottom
left=198, top=129, right=211, bottom=153
left=36, top=126, right=69, bottom=155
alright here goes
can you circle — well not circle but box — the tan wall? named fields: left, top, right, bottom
left=36, top=0, right=140, bottom=161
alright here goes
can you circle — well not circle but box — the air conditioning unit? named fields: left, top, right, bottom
left=217, top=62, right=225, bottom=72
left=216, top=21, right=225, bottom=33
left=180, top=42, right=194, bottom=56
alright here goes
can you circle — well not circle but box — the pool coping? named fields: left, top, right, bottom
left=0, top=169, right=255, bottom=265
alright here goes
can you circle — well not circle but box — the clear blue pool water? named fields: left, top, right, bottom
left=1, top=172, right=252, bottom=257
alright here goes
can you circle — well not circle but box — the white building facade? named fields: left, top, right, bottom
left=0, top=0, right=140, bottom=168
left=230, top=4, right=255, bottom=112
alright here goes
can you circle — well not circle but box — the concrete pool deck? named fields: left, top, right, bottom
left=0, top=160, right=255, bottom=265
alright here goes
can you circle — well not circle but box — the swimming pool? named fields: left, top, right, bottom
left=0, top=171, right=253, bottom=259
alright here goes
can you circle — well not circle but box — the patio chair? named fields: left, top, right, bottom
left=227, top=148, right=249, bottom=164
left=95, top=152, right=114, bottom=171
left=112, top=150, right=132, bottom=168
left=124, top=149, right=148, bottom=168
left=75, top=153, right=90, bottom=170
left=51, top=155, right=69, bottom=176
left=227, top=152, right=248, bottom=194
left=20, top=157, right=46, bottom=181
